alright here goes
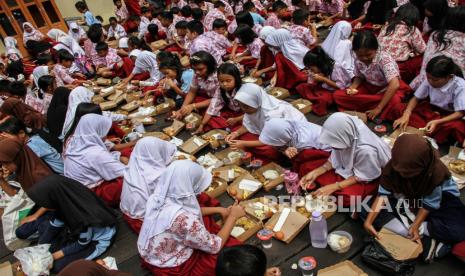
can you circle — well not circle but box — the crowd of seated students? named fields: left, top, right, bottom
left=0, top=0, right=465, bottom=274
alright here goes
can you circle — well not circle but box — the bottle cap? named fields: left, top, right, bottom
left=312, top=211, right=322, bottom=218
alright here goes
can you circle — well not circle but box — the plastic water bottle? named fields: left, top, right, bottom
left=309, top=211, right=327, bottom=248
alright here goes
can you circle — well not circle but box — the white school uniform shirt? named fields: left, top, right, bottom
left=414, top=76, right=465, bottom=112
left=108, top=24, right=127, bottom=39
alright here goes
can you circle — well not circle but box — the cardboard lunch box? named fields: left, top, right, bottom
left=301, top=195, right=336, bottom=219
left=107, top=89, right=125, bottom=101
left=180, top=135, right=209, bottom=155
left=92, top=95, right=105, bottom=104
left=212, top=165, right=247, bottom=183
left=183, top=112, right=202, bottom=130
left=163, top=120, right=185, bottom=137
left=142, top=131, right=170, bottom=141
left=242, top=76, right=263, bottom=86
left=96, top=77, right=112, bottom=86
left=100, top=101, right=117, bottom=111
left=107, top=39, right=119, bottom=49
left=174, top=151, right=197, bottom=161
left=440, top=146, right=465, bottom=189
left=384, top=126, right=425, bottom=148
left=377, top=228, right=423, bottom=261
left=230, top=215, right=263, bottom=242
left=202, top=129, right=229, bottom=149
left=264, top=207, right=310, bottom=244
left=121, top=101, right=140, bottom=112
left=253, top=162, right=285, bottom=191
left=291, top=99, right=313, bottom=114
left=150, top=39, right=168, bottom=51
left=241, top=197, right=280, bottom=222
left=197, top=152, right=221, bottom=168
left=214, top=148, right=244, bottom=166
left=227, top=173, right=263, bottom=201
left=268, top=87, right=290, bottom=100
left=100, top=86, right=116, bottom=98
left=134, top=117, right=156, bottom=126
left=155, top=99, right=176, bottom=115
left=317, top=261, right=368, bottom=276
left=205, top=177, right=228, bottom=198
left=343, top=111, right=368, bottom=123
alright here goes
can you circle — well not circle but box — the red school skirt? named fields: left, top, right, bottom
left=112, top=57, right=135, bottom=78
left=333, top=80, right=412, bottom=121
left=205, top=109, right=243, bottom=131
left=275, top=53, right=308, bottom=91
left=292, top=149, right=331, bottom=178
left=238, top=132, right=284, bottom=165
left=313, top=170, right=379, bottom=207
left=258, top=46, right=275, bottom=81
left=91, top=177, right=123, bottom=207
left=397, top=55, right=423, bottom=84
left=123, top=214, right=143, bottom=234
left=295, top=82, right=335, bottom=116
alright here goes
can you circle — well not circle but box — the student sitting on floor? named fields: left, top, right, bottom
left=120, top=50, right=163, bottom=87
left=108, top=17, right=127, bottom=40
left=158, top=57, right=194, bottom=107
left=68, top=22, right=87, bottom=44
left=363, top=134, right=465, bottom=263
left=75, top=1, right=99, bottom=26
left=63, top=114, right=126, bottom=207
left=95, top=42, right=133, bottom=78
left=138, top=160, right=244, bottom=276
left=225, top=83, right=306, bottom=164
left=393, top=56, right=465, bottom=144
left=288, top=9, right=317, bottom=48
left=333, top=30, right=411, bottom=121
left=250, top=27, right=277, bottom=82
left=22, top=22, right=52, bottom=57
left=53, top=50, right=88, bottom=88
left=193, top=63, right=244, bottom=133
left=216, top=245, right=281, bottom=276
left=173, top=20, right=189, bottom=53
left=300, top=112, right=391, bottom=206
left=321, top=20, right=354, bottom=77
left=264, top=1, right=287, bottom=28
left=296, top=46, right=352, bottom=116
left=0, top=117, right=64, bottom=175
left=259, top=118, right=331, bottom=178
left=17, top=175, right=117, bottom=273
left=159, top=11, right=177, bottom=48
left=203, top=1, right=228, bottom=31
left=120, top=137, right=176, bottom=234
left=232, top=24, right=264, bottom=69
left=377, top=3, right=426, bottom=83
left=187, top=20, right=231, bottom=65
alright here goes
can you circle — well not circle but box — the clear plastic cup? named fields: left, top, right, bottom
left=257, top=229, right=273, bottom=249
left=298, top=256, right=317, bottom=276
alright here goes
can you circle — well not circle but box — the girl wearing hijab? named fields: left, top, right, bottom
left=225, top=83, right=306, bottom=164
left=68, top=22, right=87, bottom=44
left=300, top=113, right=391, bottom=206
left=0, top=97, right=46, bottom=130
left=22, top=22, right=53, bottom=56
left=53, top=35, right=90, bottom=76
left=321, top=20, right=355, bottom=76
left=363, top=134, right=465, bottom=263
left=378, top=3, right=426, bottom=83
left=259, top=118, right=331, bottom=178
left=21, top=175, right=117, bottom=273
left=250, top=26, right=277, bottom=82
left=138, top=160, right=244, bottom=276
left=63, top=114, right=126, bottom=207
left=120, top=137, right=177, bottom=233
left=264, top=28, right=308, bottom=90
left=47, top=28, right=68, bottom=42
left=333, top=31, right=412, bottom=121
left=45, top=87, right=71, bottom=152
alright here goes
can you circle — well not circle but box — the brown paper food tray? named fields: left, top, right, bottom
left=291, top=98, right=313, bottom=114
left=202, top=129, right=229, bottom=149
left=92, top=95, right=105, bottom=104
left=100, top=101, right=117, bottom=111
left=227, top=173, right=263, bottom=201
left=96, top=77, right=112, bottom=86
left=242, top=76, right=263, bottom=86
left=180, top=136, right=209, bottom=155
left=389, top=126, right=425, bottom=140
left=253, top=162, right=285, bottom=191
left=233, top=216, right=263, bottom=242
left=343, top=111, right=368, bottom=123
left=211, top=165, right=247, bottom=183
left=268, top=87, right=290, bottom=100
left=241, top=197, right=280, bottom=222
left=121, top=101, right=140, bottom=112
left=180, top=56, right=190, bottom=67
left=108, top=89, right=125, bottom=101
left=377, top=228, right=423, bottom=261
left=134, top=117, right=156, bottom=126
left=264, top=209, right=310, bottom=244
left=142, top=131, right=170, bottom=141
left=183, top=112, right=202, bottom=130
left=205, top=177, right=228, bottom=198
left=215, top=148, right=244, bottom=166
left=150, top=39, right=168, bottom=51
left=174, top=151, right=197, bottom=161
left=163, top=120, right=185, bottom=137
left=317, top=260, right=368, bottom=276
left=440, top=146, right=465, bottom=189
left=155, top=98, right=175, bottom=115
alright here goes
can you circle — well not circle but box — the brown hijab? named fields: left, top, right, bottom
left=0, top=97, right=46, bottom=129
left=0, top=137, right=52, bottom=192
left=57, top=260, right=131, bottom=276
left=381, top=134, right=450, bottom=200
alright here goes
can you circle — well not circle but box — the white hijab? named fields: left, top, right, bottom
left=64, top=114, right=125, bottom=186
left=321, top=21, right=354, bottom=75
left=61, top=86, right=94, bottom=139
left=259, top=118, right=330, bottom=151
left=259, top=26, right=275, bottom=40
left=121, top=137, right=177, bottom=219
left=134, top=51, right=162, bottom=83
left=265, top=28, right=308, bottom=69
left=23, top=22, right=44, bottom=43
left=4, top=37, right=22, bottom=58
left=234, top=83, right=305, bottom=134
left=46, top=28, right=68, bottom=41
left=32, top=66, right=49, bottom=88
left=319, top=113, right=391, bottom=180
left=56, top=35, right=86, bottom=57
left=138, top=160, right=212, bottom=250
left=68, top=22, right=86, bottom=42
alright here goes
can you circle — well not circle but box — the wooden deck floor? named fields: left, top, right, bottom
left=1, top=98, right=465, bottom=275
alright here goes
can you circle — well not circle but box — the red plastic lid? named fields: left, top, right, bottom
left=298, top=256, right=317, bottom=270
left=374, top=125, right=387, bottom=133
left=241, top=152, right=252, bottom=159
left=257, top=229, right=273, bottom=240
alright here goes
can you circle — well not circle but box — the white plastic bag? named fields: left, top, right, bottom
left=2, top=189, right=34, bottom=250
left=14, top=244, right=53, bottom=276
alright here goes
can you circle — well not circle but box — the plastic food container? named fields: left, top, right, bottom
left=241, top=152, right=252, bottom=166
left=257, top=229, right=274, bottom=249
left=327, top=230, right=353, bottom=253
left=298, top=256, right=317, bottom=276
